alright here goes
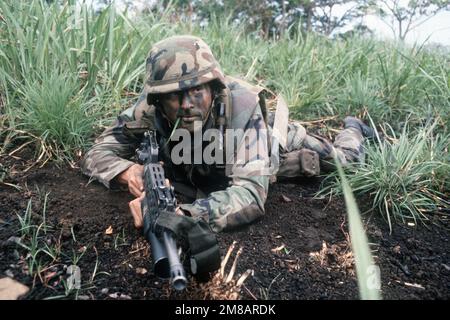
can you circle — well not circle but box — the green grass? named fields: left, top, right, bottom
left=12, top=194, right=107, bottom=299
left=0, top=0, right=171, bottom=160
left=15, top=196, right=58, bottom=281
left=335, top=155, right=382, bottom=300
left=15, top=70, right=96, bottom=162
left=1, top=1, right=448, bottom=163
left=320, top=121, right=449, bottom=232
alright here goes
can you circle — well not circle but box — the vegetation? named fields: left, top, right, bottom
left=1, top=0, right=449, bottom=301
left=320, top=121, right=449, bottom=231
left=335, top=155, right=381, bottom=300
left=0, top=1, right=448, bottom=294
left=12, top=194, right=103, bottom=299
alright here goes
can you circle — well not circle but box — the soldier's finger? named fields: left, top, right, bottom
left=129, top=177, right=144, bottom=197
left=128, top=198, right=143, bottom=229
left=137, top=176, right=144, bottom=192
left=129, top=183, right=142, bottom=198
left=130, top=164, right=144, bottom=194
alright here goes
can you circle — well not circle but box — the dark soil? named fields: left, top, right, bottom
left=0, top=151, right=449, bottom=300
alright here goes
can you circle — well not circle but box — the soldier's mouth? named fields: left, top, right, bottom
left=181, top=115, right=200, bottom=123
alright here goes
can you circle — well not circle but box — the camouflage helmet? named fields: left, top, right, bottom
left=144, top=35, right=226, bottom=102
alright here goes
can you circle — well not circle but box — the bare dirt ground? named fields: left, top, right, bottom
left=0, top=150, right=449, bottom=300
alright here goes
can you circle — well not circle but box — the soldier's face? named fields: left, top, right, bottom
left=159, top=83, right=213, bottom=132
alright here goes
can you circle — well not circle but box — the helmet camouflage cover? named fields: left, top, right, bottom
left=144, top=35, right=226, bottom=102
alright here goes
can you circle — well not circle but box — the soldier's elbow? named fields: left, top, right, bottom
left=212, top=203, right=265, bottom=233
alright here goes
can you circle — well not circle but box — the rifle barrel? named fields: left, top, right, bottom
left=162, top=231, right=187, bottom=291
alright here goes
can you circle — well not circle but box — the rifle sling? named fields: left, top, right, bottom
left=155, top=213, right=221, bottom=275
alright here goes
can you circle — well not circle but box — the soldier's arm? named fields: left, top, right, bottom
left=179, top=105, right=270, bottom=232
left=81, top=94, right=150, bottom=189
left=179, top=176, right=269, bottom=233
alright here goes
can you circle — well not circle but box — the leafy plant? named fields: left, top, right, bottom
left=335, top=155, right=382, bottom=300
left=320, top=121, right=449, bottom=231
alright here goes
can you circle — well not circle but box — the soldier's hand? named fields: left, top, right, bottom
left=118, top=164, right=144, bottom=197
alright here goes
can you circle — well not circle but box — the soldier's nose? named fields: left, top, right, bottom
left=180, top=93, right=193, bottom=110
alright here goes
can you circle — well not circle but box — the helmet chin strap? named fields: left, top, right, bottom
left=203, top=98, right=215, bottom=127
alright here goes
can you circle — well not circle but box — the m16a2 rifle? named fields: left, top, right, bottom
left=136, top=130, right=187, bottom=291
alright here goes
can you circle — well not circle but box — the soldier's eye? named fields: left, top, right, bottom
left=192, top=85, right=203, bottom=92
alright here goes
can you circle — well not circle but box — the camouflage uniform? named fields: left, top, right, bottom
left=276, top=121, right=364, bottom=178
left=81, top=35, right=365, bottom=233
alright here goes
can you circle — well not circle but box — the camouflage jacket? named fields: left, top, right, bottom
left=81, top=76, right=270, bottom=232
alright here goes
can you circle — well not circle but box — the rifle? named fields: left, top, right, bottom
left=136, top=130, right=187, bottom=291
